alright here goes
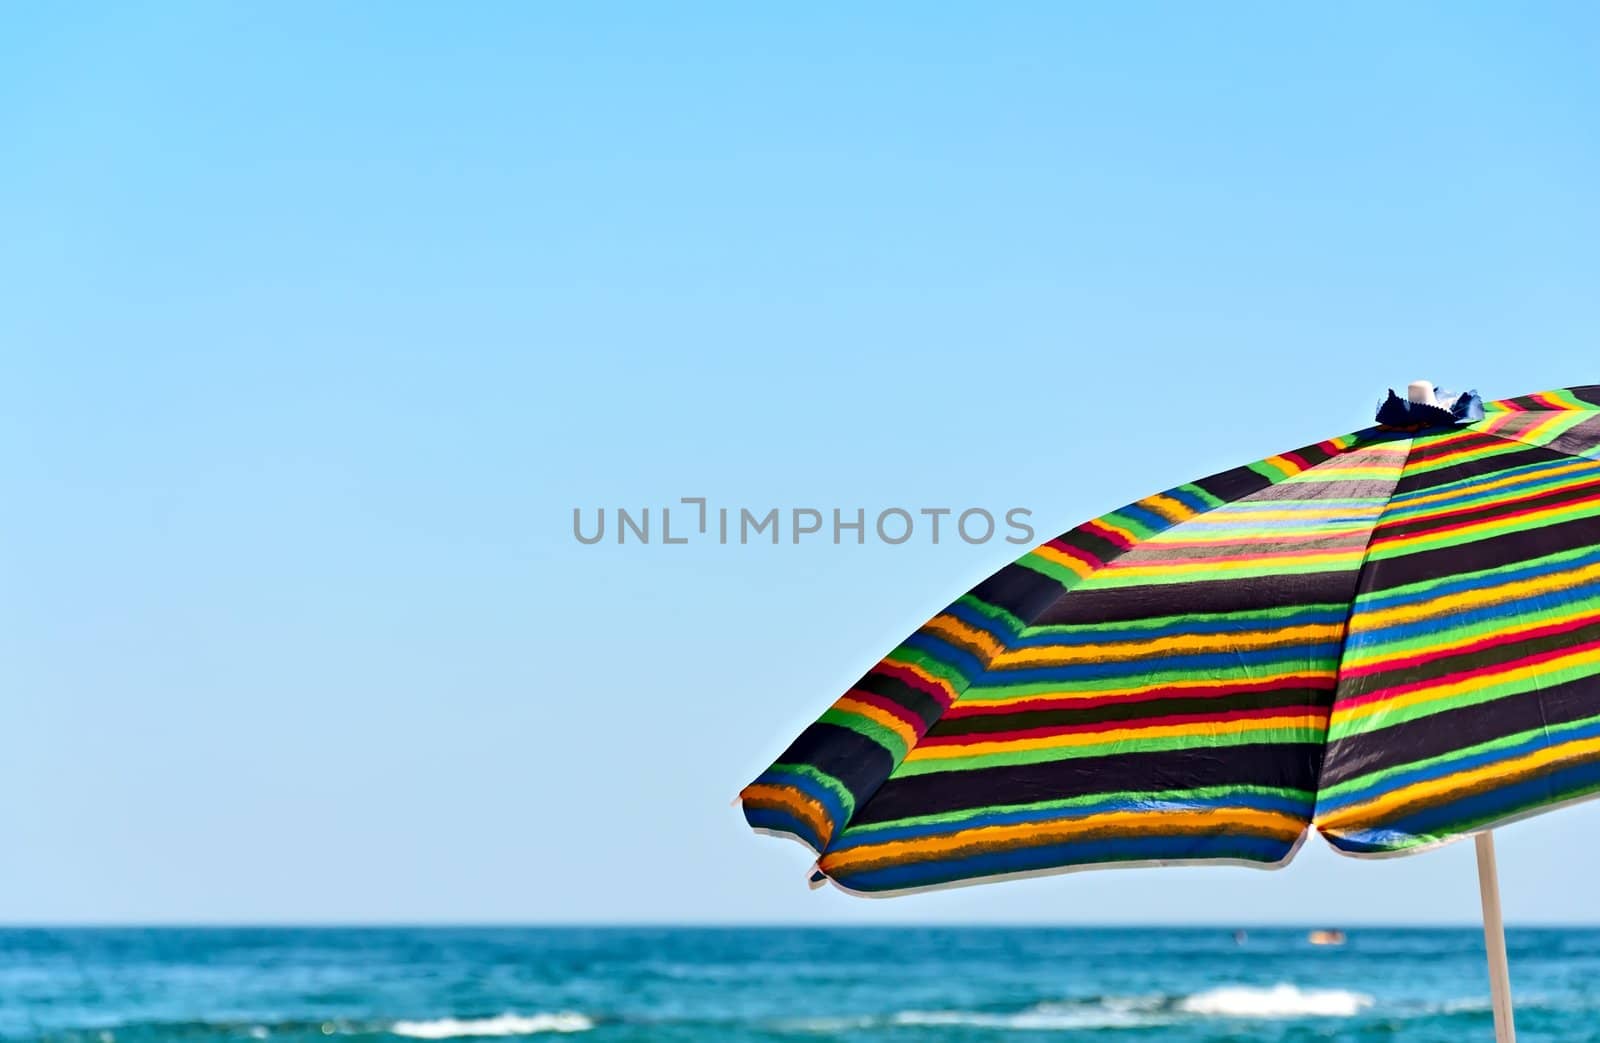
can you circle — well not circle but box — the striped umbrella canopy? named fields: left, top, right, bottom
left=739, top=382, right=1600, bottom=1043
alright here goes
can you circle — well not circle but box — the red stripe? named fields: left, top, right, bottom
left=1373, top=473, right=1600, bottom=538
left=1335, top=638, right=1600, bottom=710
left=1369, top=486, right=1600, bottom=548
left=1340, top=610, right=1600, bottom=681
left=941, top=675, right=1331, bottom=718
left=840, top=687, right=930, bottom=734
left=919, top=703, right=1329, bottom=746
left=1043, top=539, right=1105, bottom=569
left=1405, top=431, right=1504, bottom=464
left=1082, top=519, right=1134, bottom=550
left=872, top=660, right=958, bottom=709
left=1106, top=543, right=1360, bottom=567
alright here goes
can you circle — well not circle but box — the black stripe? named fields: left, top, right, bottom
left=1374, top=477, right=1600, bottom=541
left=1056, top=526, right=1133, bottom=565
left=1033, top=572, right=1361, bottom=625
left=854, top=670, right=946, bottom=729
left=1395, top=443, right=1569, bottom=495
left=1193, top=465, right=1274, bottom=504
left=1319, top=673, right=1600, bottom=787
left=776, top=723, right=895, bottom=804
left=852, top=743, right=1323, bottom=824
left=926, top=685, right=1334, bottom=736
left=1339, top=619, right=1600, bottom=698
left=970, top=564, right=1074, bottom=622
left=1356, top=513, right=1600, bottom=592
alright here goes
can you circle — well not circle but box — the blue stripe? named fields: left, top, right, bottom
left=1326, top=758, right=1600, bottom=854
left=1352, top=545, right=1600, bottom=614
left=1174, top=514, right=1378, bottom=531
left=827, top=791, right=1313, bottom=852
left=900, top=631, right=987, bottom=680
left=1116, top=504, right=1175, bottom=534
left=1008, top=606, right=1349, bottom=648
left=1345, top=574, right=1600, bottom=651
left=834, top=833, right=1295, bottom=892
left=1316, top=716, right=1600, bottom=814
left=742, top=807, right=824, bottom=853
left=753, top=767, right=851, bottom=832
left=1166, top=486, right=1215, bottom=513
left=1388, top=455, right=1599, bottom=508
left=976, top=645, right=1342, bottom=684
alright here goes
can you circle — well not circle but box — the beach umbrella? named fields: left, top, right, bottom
left=740, top=381, right=1600, bottom=1043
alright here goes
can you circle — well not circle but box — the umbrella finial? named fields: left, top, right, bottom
left=1407, top=380, right=1439, bottom=407
left=1377, top=381, right=1484, bottom=428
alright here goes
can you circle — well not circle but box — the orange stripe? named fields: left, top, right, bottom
left=903, top=713, right=1326, bottom=762
left=821, top=807, right=1304, bottom=873
left=960, top=669, right=1338, bottom=707
left=740, top=784, right=832, bottom=845
left=833, top=696, right=919, bottom=749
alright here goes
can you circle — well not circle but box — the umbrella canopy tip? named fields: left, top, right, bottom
left=1407, top=379, right=1439, bottom=406
left=1377, top=382, right=1484, bottom=429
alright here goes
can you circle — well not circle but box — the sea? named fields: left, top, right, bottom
left=3, top=927, right=1598, bottom=1043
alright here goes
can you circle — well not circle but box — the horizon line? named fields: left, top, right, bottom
left=3, top=920, right=1593, bottom=930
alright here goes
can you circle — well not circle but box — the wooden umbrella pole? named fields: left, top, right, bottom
left=1475, top=831, right=1517, bottom=1043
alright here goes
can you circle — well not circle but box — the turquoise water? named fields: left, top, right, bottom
left=4, top=928, right=1599, bottom=1042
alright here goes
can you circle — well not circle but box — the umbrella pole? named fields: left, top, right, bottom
left=1475, top=831, right=1516, bottom=1043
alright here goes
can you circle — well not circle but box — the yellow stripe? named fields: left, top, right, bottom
left=922, top=614, right=1005, bottom=663
left=989, top=622, right=1344, bottom=668
left=1262, top=454, right=1307, bottom=477
left=1405, top=441, right=1523, bottom=472
left=1179, top=507, right=1382, bottom=523
left=1330, top=645, right=1600, bottom=726
left=903, top=714, right=1325, bottom=763
left=1093, top=549, right=1364, bottom=579
left=1140, top=493, right=1197, bottom=524
left=1281, top=467, right=1401, bottom=482
left=833, top=697, right=919, bottom=750
left=959, top=669, right=1338, bottom=707
left=1347, top=560, right=1600, bottom=635
left=821, top=807, right=1306, bottom=873
left=1384, top=458, right=1595, bottom=514
left=1028, top=544, right=1095, bottom=579
left=1315, top=733, right=1600, bottom=831
left=1341, top=602, right=1600, bottom=670
left=1371, top=495, right=1600, bottom=555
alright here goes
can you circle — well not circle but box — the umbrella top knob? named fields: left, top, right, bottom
left=1378, top=381, right=1485, bottom=429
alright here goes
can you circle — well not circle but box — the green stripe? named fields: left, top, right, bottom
left=840, top=784, right=1312, bottom=836
left=1326, top=657, right=1600, bottom=742
left=892, top=725, right=1325, bottom=777
left=770, top=762, right=857, bottom=819
left=817, top=707, right=909, bottom=760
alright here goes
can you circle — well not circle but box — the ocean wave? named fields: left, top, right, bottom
left=387, top=1015, right=592, bottom=1038
left=1178, top=984, right=1374, bottom=1018
left=779, top=984, right=1373, bottom=1033
left=889, top=1004, right=1166, bottom=1030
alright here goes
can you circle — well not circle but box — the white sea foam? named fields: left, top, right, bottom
left=781, top=985, right=1373, bottom=1034
left=891, top=1006, right=1165, bottom=1030
left=389, top=1014, right=593, bottom=1038
left=1179, top=984, right=1373, bottom=1018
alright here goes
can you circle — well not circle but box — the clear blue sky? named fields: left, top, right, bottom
left=5, top=3, right=1600, bottom=924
